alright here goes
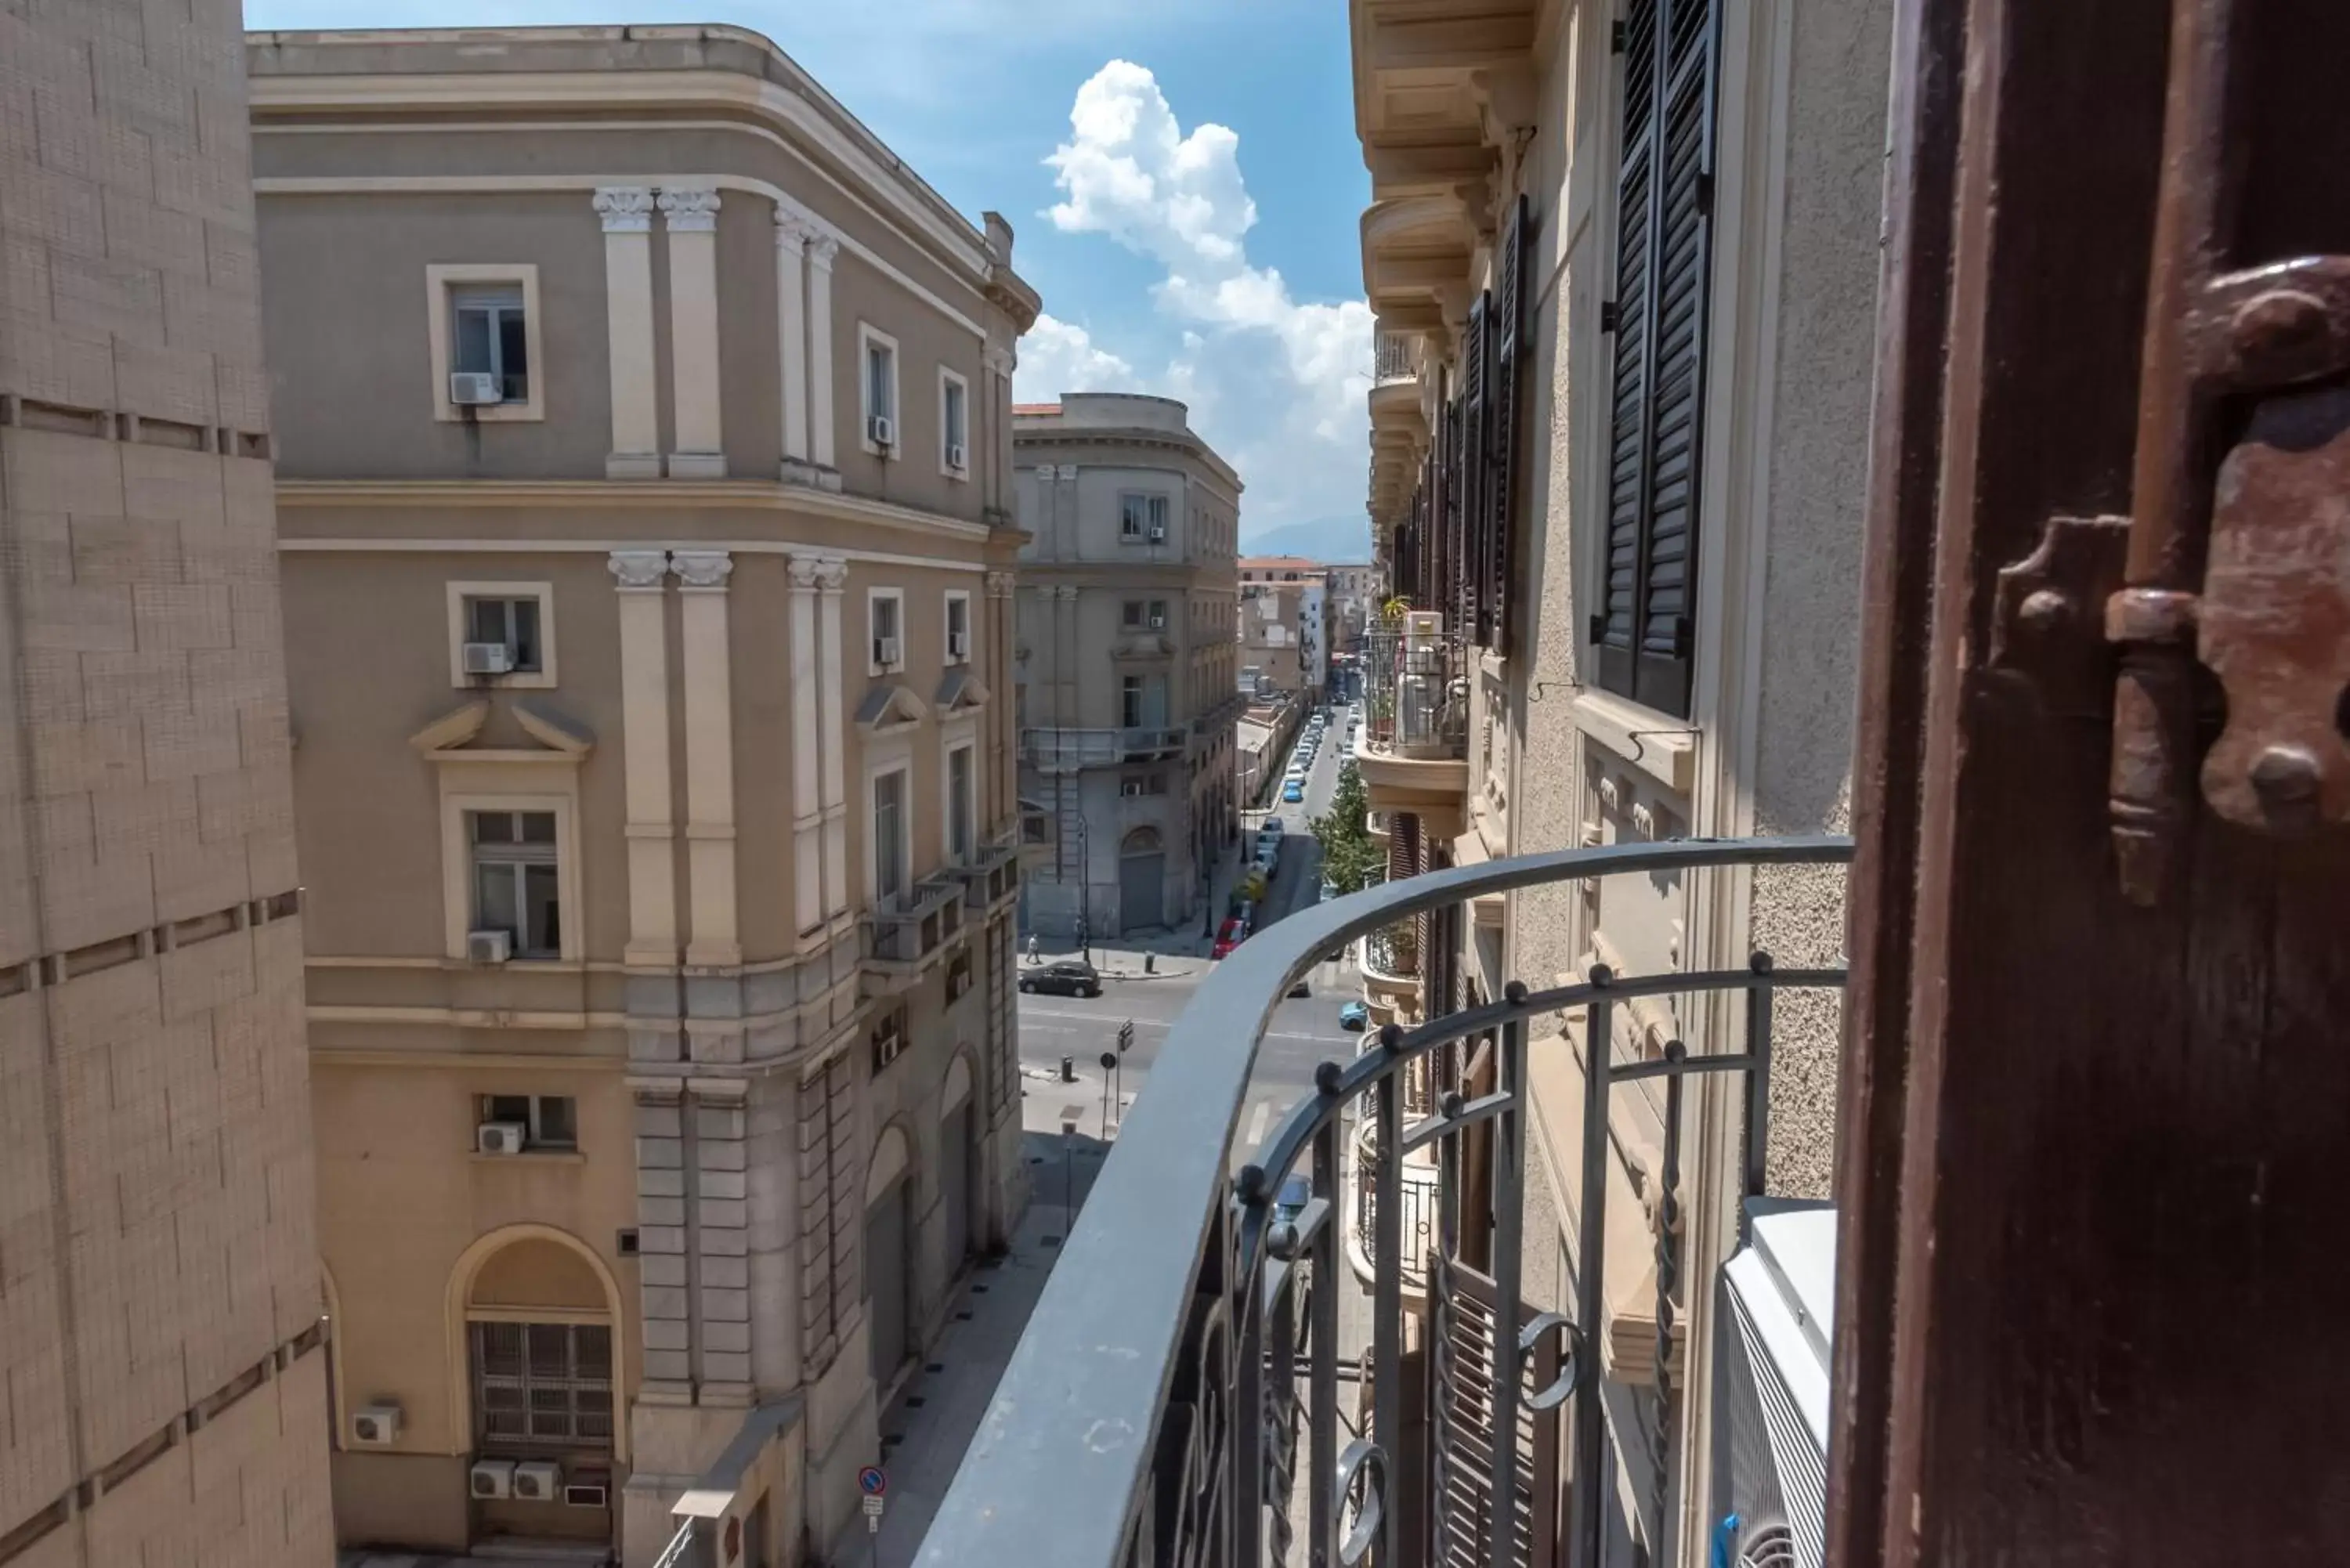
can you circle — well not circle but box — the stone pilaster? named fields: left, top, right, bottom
left=815, top=555, right=850, bottom=919
left=632, top=1084, right=693, bottom=1397
left=806, top=233, right=841, bottom=471
left=673, top=550, right=739, bottom=973
left=775, top=210, right=814, bottom=475
left=691, top=1083, right=753, bottom=1403
left=657, top=188, right=726, bottom=478
left=595, top=187, right=661, bottom=479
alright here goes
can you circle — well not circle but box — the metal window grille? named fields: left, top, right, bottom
left=471, top=1321, right=613, bottom=1449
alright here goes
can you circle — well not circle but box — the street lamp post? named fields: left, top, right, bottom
left=1074, top=811, right=1093, bottom=964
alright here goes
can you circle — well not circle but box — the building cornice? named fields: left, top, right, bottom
left=276, top=477, right=995, bottom=544
left=244, top=28, right=1007, bottom=283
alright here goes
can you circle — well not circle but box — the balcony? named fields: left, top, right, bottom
left=949, top=835, right=1022, bottom=916
left=1355, top=621, right=1470, bottom=815
left=1021, top=726, right=1188, bottom=770
left=1375, top=329, right=1417, bottom=385
left=861, top=872, right=965, bottom=992
left=915, top=835, right=1853, bottom=1568
left=1358, top=919, right=1419, bottom=1013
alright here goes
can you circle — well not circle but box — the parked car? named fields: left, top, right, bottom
left=1287, top=975, right=1311, bottom=999
left=1339, top=1000, right=1369, bottom=1031
left=1260, top=817, right=1286, bottom=836
left=1212, top=918, right=1246, bottom=959
left=1017, top=959, right=1101, bottom=998
left=1282, top=780, right=1304, bottom=802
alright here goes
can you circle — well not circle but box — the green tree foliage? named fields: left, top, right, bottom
left=1311, top=762, right=1381, bottom=895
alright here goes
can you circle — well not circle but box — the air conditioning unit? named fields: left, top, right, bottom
left=467, top=929, right=512, bottom=966
left=461, top=641, right=515, bottom=677
left=1148, top=609, right=1166, bottom=629
left=1120, top=779, right=1145, bottom=797
left=868, top=414, right=896, bottom=448
left=946, top=441, right=967, bottom=470
left=563, top=1482, right=610, bottom=1508
left=873, top=635, right=902, bottom=667
left=469, top=1459, right=517, bottom=1499
left=1148, top=523, right=1166, bottom=542
left=351, top=1404, right=402, bottom=1445
left=476, top=1122, right=528, bottom=1156
left=949, top=629, right=970, bottom=659
left=450, top=371, right=504, bottom=406
left=1714, top=1199, right=1836, bottom=1568
left=513, top=1460, right=562, bottom=1501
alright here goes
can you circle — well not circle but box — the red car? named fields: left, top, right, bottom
left=1212, top=917, right=1246, bottom=959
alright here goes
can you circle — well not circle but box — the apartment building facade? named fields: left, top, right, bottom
left=1236, top=555, right=1325, bottom=700
left=1350, top=0, right=1885, bottom=1560
left=0, top=4, right=334, bottom=1565
left=245, top=27, right=1037, bottom=1565
left=1011, top=395, right=1240, bottom=938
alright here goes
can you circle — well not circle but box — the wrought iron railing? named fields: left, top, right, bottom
left=1360, top=921, right=1419, bottom=981
left=914, top=836, right=1851, bottom=1568
left=1376, top=331, right=1417, bottom=385
left=1358, top=626, right=1469, bottom=758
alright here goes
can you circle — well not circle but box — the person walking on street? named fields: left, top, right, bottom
left=1025, top=933, right=1040, bottom=965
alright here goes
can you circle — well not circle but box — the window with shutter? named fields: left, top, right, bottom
left=1486, top=195, right=1531, bottom=652
left=1460, top=293, right=1490, bottom=639
left=1593, top=0, right=1720, bottom=717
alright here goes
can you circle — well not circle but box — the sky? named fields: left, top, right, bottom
left=243, top=1, right=1376, bottom=543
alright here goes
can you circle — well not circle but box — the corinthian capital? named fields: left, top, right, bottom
left=670, top=549, right=734, bottom=589
left=805, top=233, right=841, bottom=269
left=657, top=187, right=722, bottom=233
left=608, top=548, right=670, bottom=589
left=594, top=186, right=656, bottom=233
left=985, top=570, right=1016, bottom=600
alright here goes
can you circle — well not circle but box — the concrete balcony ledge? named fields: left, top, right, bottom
left=1354, top=725, right=1470, bottom=814
left=862, top=873, right=967, bottom=992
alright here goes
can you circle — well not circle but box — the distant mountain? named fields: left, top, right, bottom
left=1240, top=515, right=1375, bottom=564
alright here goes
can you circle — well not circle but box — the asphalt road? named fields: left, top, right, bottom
left=1018, top=700, right=1361, bottom=1165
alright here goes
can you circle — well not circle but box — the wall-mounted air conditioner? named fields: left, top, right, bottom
left=1148, top=523, right=1166, bottom=542
left=476, top=1122, right=527, bottom=1156
left=450, top=371, right=504, bottom=406
left=513, top=1460, right=562, bottom=1501
left=461, top=641, right=515, bottom=676
left=1713, top=1199, right=1835, bottom=1568
left=949, top=629, right=970, bottom=659
left=469, top=1459, right=516, bottom=1499
left=873, top=635, right=902, bottom=668
left=868, top=414, right=896, bottom=447
left=351, top=1404, right=402, bottom=1445
left=946, top=441, right=967, bottom=470
left=467, top=930, right=512, bottom=966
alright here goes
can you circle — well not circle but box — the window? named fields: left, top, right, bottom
left=464, top=594, right=543, bottom=674
left=940, top=368, right=970, bottom=475
left=1119, top=493, right=1169, bottom=542
left=479, top=1093, right=577, bottom=1151
left=470, top=810, right=561, bottom=959
left=873, top=767, right=908, bottom=903
left=472, top=1321, right=613, bottom=1450
left=1148, top=599, right=1169, bottom=629
left=1123, top=674, right=1143, bottom=729
left=946, top=743, right=975, bottom=863
left=945, top=591, right=971, bottom=663
left=446, top=581, right=555, bottom=688
left=871, top=1006, right=907, bottom=1075
left=453, top=285, right=528, bottom=401
left=1123, top=599, right=1145, bottom=629
left=1120, top=674, right=1167, bottom=729
left=1591, top=0, right=1718, bottom=716
left=860, top=325, right=900, bottom=454
left=426, top=265, right=543, bottom=423
left=870, top=589, right=903, bottom=673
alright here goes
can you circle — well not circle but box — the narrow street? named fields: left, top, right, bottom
left=844, top=703, right=1363, bottom=1566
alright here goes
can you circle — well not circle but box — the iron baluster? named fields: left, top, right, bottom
left=1487, top=992, right=1530, bottom=1563
left=1648, top=1042, right=1687, bottom=1563
left=1371, top=1030, right=1405, bottom=1568
left=1571, top=970, right=1617, bottom=1568
left=1742, top=952, right=1775, bottom=1227
left=1311, top=1107, right=1343, bottom=1566
left=1234, top=1170, right=1269, bottom=1568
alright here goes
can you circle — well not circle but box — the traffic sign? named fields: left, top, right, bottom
left=857, top=1465, right=888, bottom=1497
left=1116, top=1019, right=1135, bottom=1053
left=862, top=1495, right=886, bottom=1517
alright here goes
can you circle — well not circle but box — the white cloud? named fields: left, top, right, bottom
left=1030, top=60, right=1372, bottom=529
left=1015, top=315, right=1140, bottom=399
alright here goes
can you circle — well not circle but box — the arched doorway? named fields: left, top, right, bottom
left=1119, top=826, right=1166, bottom=934
left=446, top=1226, right=624, bottom=1548
left=939, top=1053, right=977, bottom=1272
left=865, top=1125, right=913, bottom=1390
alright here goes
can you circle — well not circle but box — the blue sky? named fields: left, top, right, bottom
left=244, top=1, right=1375, bottom=540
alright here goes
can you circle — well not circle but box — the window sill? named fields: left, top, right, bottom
left=862, top=440, right=898, bottom=460
left=470, top=1149, right=587, bottom=1165
left=449, top=672, right=559, bottom=692
left=435, top=403, right=544, bottom=425
left=1570, top=688, right=1698, bottom=795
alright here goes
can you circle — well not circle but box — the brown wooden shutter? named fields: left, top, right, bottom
left=1488, top=195, right=1530, bottom=652
left=1461, top=293, right=1491, bottom=639
left=1594, top=0, right=1719, bottom=717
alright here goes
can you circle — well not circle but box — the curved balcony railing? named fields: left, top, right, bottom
left=916, top=835, right=1853, bottom=1568
left=1358, top=920, right=1419, bottom=983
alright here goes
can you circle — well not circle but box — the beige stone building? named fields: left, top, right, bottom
left=1350, top=0, right=1882, bottom=1559
left=1012, top=395, right=1240, bottom=938
left=245, top=26, right=1037, bottom=1565
left=0, top=3, right=333, bottom=1566
left=1236, top=555, right=1324, bottom=700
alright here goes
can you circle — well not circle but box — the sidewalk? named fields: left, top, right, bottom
left=827, top=1160, right=1095, bottom=1568
left=1018, top=841, right=1249, bottom=979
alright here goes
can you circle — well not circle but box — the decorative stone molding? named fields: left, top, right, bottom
left=986, top=571, right=1016, bottom=599
left=657, top=186, right=721, bottom=233
left=409, top=699, right=490, bottom=753
left=513, top=700, right=596, bottom=756
left=671, top=549, right=735, bottom=590
left=609, top=549, right=671, bottom=590
left=787, top=551, right=848, bottom=591
left=595, top=185, right=656, bottom=233
left=774, top=208, right=817, bottom=247
left=805, top=233, right=841, bottom=269
left=982, top=345, right=1016, bottom=377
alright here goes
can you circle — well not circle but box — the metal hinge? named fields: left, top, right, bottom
left=1600, top=301, right=1620, bottom=334
left=1696, top=173, right=1714, bottom=219
left=1611, top=20, right=1627, bottom=52
left=1587, top=612, right=1607, bottom=645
